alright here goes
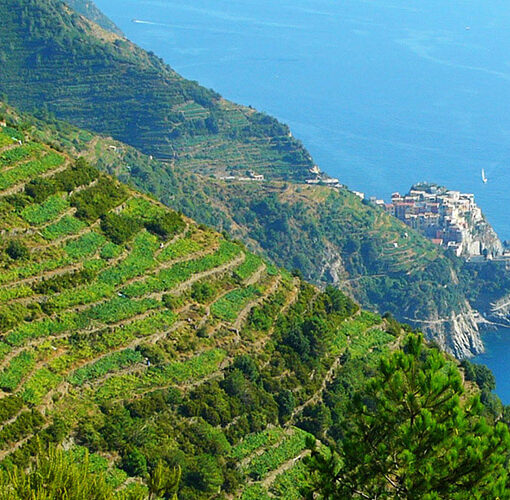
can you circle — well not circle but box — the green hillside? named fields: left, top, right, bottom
left=0, top=0, right=496, bottom=357
left=0, top=111, right=509, bottom=499
left=0, top=123, right=398, bottom=498
left=0, top=100, right=483, bottom=357
left=0, top=0, right=313, bottom=181
left=63, top=0, right=123, bottom=35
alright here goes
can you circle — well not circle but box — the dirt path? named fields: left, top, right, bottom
left=154, top=223, right=190, bottom=259
left=232, top=275, right=281, bottom=331
left=0, top=421, right=51, bottom=462
left=0, top=143, right=20, bottom=156
left=167, top=251, right=246, bottom=297
left=243, top=263, right=266, bottom=286
left=288, top=355, right=341, bottom=425
left=261, top=449, right=311, bottom=489
left=0, top=161, right=70, bottom=197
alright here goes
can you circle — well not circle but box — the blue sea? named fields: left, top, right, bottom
left=94, top=0, right=510, bottom=401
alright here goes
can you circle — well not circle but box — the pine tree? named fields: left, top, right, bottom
left=305, top=334, right=510, bottom=499
left=147, top=461, right=181, bottom=500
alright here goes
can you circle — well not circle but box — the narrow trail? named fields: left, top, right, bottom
left=121, top=242, right=221, bottom=293
left=239, top=427, right=295, bottom=469
left=232, top=275, right=281, bottom=331
left=288, top=355, right=341, bottom=425
left=288, top=320, right=384, bottom=425
left=154, top=223, right=191, bottom=259
left=261, top=449, right=311, bottom=489
left=61, top=320, right=187, bottom=392
left=0, top=331, right=71, bottom=373
left=124, top=280, right=295, bottom=405
left=0, top=149, right=51, bottom=175
left=0, top=143, right=20, bottom=156
left=0, top=422, right=51, bottom=462
left=0, top=161, right=70, bottom=197
left=243, top=263, right=266, bottom=286
left=2, top=262, right=85, bottom=291
left=30, top=220, right=100, bottom=253
left=167, top=251, right=246, bottom=297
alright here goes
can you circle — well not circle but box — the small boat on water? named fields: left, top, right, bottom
left=482, top=168, right=488, bottom=183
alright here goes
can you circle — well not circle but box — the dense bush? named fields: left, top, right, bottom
left=70, top=177, right=128, bottom=221
left=33, top=269, right=95, bottom=295
left=100, top=212, right=141, bottom=244
left=5, top=240, right=29, bottom=260
left=144, top=211, right=185, bottom=240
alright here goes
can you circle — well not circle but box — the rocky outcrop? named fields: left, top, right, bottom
left=402, top=301, right=484, bottom=359
left=485, top=293, right=510, bottom=327
left=464, top=215, right=503, bottom=258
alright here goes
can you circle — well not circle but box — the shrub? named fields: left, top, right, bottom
left=70, top=177, right=128, bottom=221
left=122, top=448, right=147, bottom=477
left=25, top=177, right=57, bottom=203
left=6, top=240, right=29, bottom=260
left=100, top=213, right=141, bottom=245
left=145, top=211, right=185, bottom=240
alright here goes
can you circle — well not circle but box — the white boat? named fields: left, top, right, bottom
left=482, top=168, right=488, bottom=183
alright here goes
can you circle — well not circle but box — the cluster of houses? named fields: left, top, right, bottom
left=383, top=183, right=502, bottom=257
left=219, top=164, right=344, bottom=188
left=219, top=170, right=265, bottom=182
left=305, top=165, right=343, bottom=187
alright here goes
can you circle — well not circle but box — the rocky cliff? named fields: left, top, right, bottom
left=402, top=302, right=484, bottom=359
left=464, top=214, right=503, bottom=258
left=485, top=293, right=510, bottom=327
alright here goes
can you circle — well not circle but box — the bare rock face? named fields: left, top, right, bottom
left=486, top=294, right=510, bottom=327
left=320, top=242, right=347, bottom=285
left=403, top=302, right=484, bottom=359
left=464, top=216, right=503, bottom=258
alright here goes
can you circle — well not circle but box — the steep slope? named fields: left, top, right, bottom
left=0, top=123, right=405, bottom=498
left=0, top=101, right=489, bottom=358
left=63, top=0, right=123, bottom=35
left=0, top=0, right=495, bottom=357
left=0, top=0, right=313, bottom=180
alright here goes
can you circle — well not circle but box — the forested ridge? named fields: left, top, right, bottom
left=0, top=98, right=488, bottom=357
left=0, top=0, right=313, bottom=180
left=63, top=0, right=123, bottom=35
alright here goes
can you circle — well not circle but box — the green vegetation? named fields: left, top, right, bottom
left=211, top=286, right=261, bottom=322
left=70, top=349, right=144, bottom=386
left=0, top=35, right=508, bottom=498
left=234, top=252, right=264, bottom=281
left=245, top=428, right=312, bottom=480
left=21, top=194, right=69, bottom=225
left=0, top=130, right=416, bottom=497
left=306, top=334, right=510, bottom=499
left=0, top=0, right=313, bottom=181
left=65, top=0, right=124, bottom=35
left=0, top=352, right=35, bottom=392
left=0, top=73, right=499, bottom=358
left=42, top=215, right=86, bottom=240
left=0, top=152, right=65, bottom=190
left=71, top=177, right=128, bottom=221
left=0, top=444, right=181, bottom=499
left=122, top=240, right=241, bottom=298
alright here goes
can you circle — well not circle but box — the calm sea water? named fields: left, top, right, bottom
left=94, top=0, right=510, bottom=400
left=473, top=329, right=510, bottom=404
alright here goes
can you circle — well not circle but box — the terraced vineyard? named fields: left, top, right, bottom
left=0, top=125, right=400, bottom=498
left=0, top=0, right=315, bottom=181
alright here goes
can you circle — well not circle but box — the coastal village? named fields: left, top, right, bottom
left=379, top=183, right=503, bottom=258
left=219, top=165, right=505, bottom=261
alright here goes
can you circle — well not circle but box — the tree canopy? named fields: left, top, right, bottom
left=305, top=334, right=510, bottom=499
